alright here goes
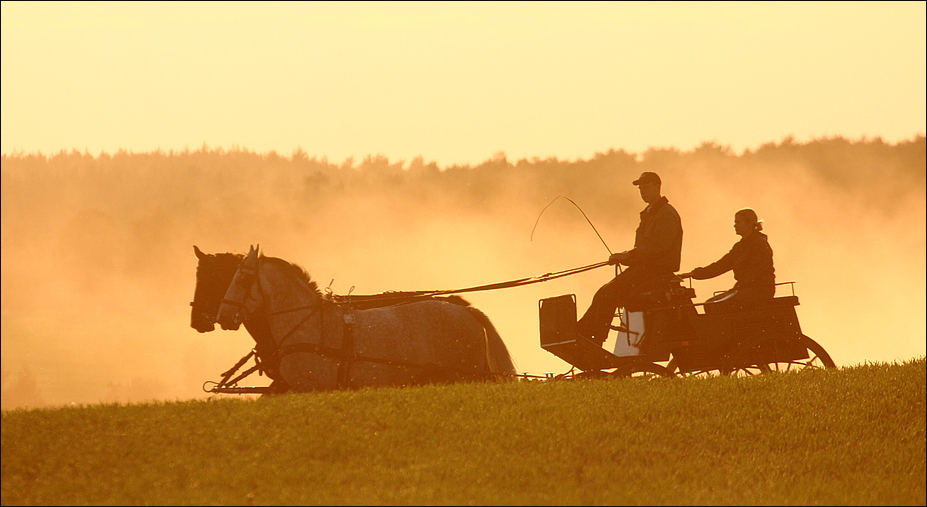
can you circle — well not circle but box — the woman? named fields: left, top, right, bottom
left=680, top=208, right=775, bottom=307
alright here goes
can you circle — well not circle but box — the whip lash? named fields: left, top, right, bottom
left=531, top=195, right=612, bottom=255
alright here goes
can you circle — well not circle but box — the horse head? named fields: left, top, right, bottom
left=190, top=245, right=244, bottom=333
left=217, top=244, right=263, bottom=331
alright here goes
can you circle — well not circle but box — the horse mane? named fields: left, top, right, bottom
left=253, top=256, right=482, bottom=315
left=260, top=255, right=323, bottom=298
left=196, top=251, right=242, bottom=268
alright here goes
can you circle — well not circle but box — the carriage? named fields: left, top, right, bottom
left=538, top=277, right=835, bottom=379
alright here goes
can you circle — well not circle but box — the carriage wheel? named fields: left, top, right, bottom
left=725, top=333, right=835, bottom=377
left=610, top=362, right=675, bottom=379
left=572, top=369, right=610, bottom=380
left=667, top=358, right=719, bottom=378
left=797, top=334, right=836, bottom=369
left=570, top=363, right=673, bottom=380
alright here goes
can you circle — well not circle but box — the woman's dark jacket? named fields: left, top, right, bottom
left=691, top=231, right=775, bottom=290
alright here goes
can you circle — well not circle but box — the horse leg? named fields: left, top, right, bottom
left=278, top=352, right=341, bottom=392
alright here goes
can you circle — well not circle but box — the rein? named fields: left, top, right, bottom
left=329, top=260, right=611, bottom=303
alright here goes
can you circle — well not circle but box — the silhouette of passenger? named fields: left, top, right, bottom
left=680, top=208, right=775, bottom=308
left=577, top=171, right=682, bottom=345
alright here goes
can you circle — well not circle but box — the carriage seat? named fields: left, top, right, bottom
left=624, top=279, right=696, bottom=312
left=703, top=295, right=799, bottom=314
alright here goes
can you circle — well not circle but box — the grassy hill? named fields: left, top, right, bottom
left=2, top=358, right=924, bottom=506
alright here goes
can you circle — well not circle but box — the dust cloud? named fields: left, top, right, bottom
left=2, top=137, right=924, bottom=410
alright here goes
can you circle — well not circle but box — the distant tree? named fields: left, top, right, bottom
left=0, top=366, right=46, bottom=411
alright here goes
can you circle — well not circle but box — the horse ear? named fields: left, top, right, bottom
left=194, top=245, right=205, bottom=259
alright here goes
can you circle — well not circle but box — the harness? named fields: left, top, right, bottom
left=270, top=307, right=468, bottom=388
left=211, top=254, right=550, bottom=393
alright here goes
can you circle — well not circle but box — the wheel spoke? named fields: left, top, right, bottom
left=668, top=335, right=834, bottom=378
left=611, top=362, right=674, bottom=379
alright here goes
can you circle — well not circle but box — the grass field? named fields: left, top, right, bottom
left=2, top=358, right=924, bottom=506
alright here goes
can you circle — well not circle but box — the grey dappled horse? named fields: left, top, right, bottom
left=216, top=246, right=516, bottom=391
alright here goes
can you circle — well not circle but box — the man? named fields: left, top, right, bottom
left=576, top=171, right=683, bottom=346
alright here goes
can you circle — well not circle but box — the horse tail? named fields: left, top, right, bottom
left=438, top=295, right=516, bottom=377
left=463, top=306, right=517, bottom=377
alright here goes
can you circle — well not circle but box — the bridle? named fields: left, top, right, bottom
left=223, top=255, right=325, bottom=336
left=221, top=259, right=262, bottom=328
left=191, top=252, right=244, bottom=330
left=190, top=300, right=216, bottom=326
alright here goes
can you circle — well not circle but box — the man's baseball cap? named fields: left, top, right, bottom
left=633, top=172, right=661, bottom=186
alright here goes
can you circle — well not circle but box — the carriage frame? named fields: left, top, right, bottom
left=538, top=279, right=835, bottom=378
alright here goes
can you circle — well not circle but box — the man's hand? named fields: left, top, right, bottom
left=608, top=251, right=631, bottom=266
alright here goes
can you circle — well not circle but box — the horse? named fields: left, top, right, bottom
left=190, top=246, right=282, bottom=385
left=215, top=245, right=517, bottom=392
left=191, top=246, right=245, bottom=333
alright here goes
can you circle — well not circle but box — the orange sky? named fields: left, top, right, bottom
left=2, top=1, right=925, bottom=165
left=1, top=1, right=925, bottom=409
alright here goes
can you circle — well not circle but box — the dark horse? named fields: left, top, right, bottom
left=192, top=245, right=248, bottom=333
left=191, top=246, right=285, bottom=388
left=215, top=246, right=516, bottom=392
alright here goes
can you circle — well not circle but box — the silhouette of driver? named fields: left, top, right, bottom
left=577, top=171, right=682, bottom=345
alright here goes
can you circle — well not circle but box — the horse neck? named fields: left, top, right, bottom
left=257, top=259, right=322, bottom=314
left=255, top=260, right=328, bottom=352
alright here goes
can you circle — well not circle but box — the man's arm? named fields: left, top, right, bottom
left=609, top=251, right=632, bottom=265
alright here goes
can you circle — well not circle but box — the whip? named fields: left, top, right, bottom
left=530, top=195, right=612, bottom=255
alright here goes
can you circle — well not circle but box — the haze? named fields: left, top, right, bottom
left=1, top=2, right=925, bottom=409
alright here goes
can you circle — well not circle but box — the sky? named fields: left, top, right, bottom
left=1, top=1, right=925, bottom=409
left=2, top=1, right=925, bottom=165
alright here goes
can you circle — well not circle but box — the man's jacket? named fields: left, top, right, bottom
left=627, top=196, right=682, bottom=273
left=691, top=231, right=775, bottom=290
